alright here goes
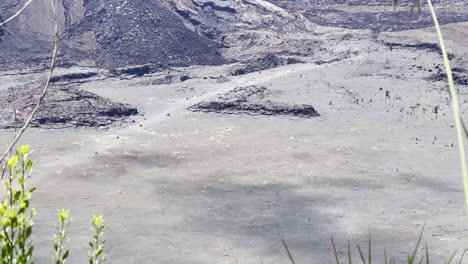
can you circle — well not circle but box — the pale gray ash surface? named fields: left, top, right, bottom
left=1, top=1, right=468, bottom=264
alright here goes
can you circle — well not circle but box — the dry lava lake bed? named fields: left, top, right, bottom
left=2, top=6, right=468, bottom=264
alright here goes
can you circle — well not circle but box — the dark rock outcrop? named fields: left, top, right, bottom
left=190, top=100, right=320, bottom=118
left=50, top=71, right=98, bottom=83
left=431, top=67, right=468, bottom=86
left=189, top=85, right=320, bottom=118
left=230, top=54, right=304, bottom=76
left=0, top=83, right=138, bottom=129
left=109, top=65, right=160, bottom=77
left=217, top=86, right=271, bottom=102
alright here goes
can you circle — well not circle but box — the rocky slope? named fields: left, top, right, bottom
left=162, top=0, right=317, bottom=61
left=0, top=81, right=138, bottom=128
left=0, top=0, right=225, bottom=68
left=266, top=0, right=468, bottom=32
left=0, top=0, right=321, bottom=69
left=1, top=0, right=468, bottom=69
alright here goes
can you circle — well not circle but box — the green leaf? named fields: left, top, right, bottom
left=19, top=145, right=30, bottom=155
left=418, top=256, right=425, bottom=264
left=448, top=251, right=458, bottom=264
left=357, top=245, right=366, bottom=264
left=368, top=229, right=371, bottom=264
left=26, top=226, right=32, bottom=238
left=458, top=249, right=467, bottom=264
left=25, top=160, right=33, bottom=170
left=347, top=241, right=352, bottom=264
left=282, top=239, right=296, bottom=264
left=92, top=215, right=104, bottom=227
left=7, top=155, right=18, bottom=170
left=425, top=243, right=429, bottom=264
left=58, top=209, right=71, bottom=223
left=27, top=245, right=34, bottom=256
left=331, top=236, right=340, bottom=264
left=409, top=225, right=425, bottom=263
left=63, top=250, right=69, bottom=259
left=1, top=217, right=11, bottom=227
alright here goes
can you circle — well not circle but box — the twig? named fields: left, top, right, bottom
left=426, top=0, right=468, bottom=214
left=0, top=0, right=34, bottom=27
left=0, top=0, right=58, bottom=165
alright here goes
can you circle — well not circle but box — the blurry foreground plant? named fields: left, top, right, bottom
left=283, top=227, right=467, bottom=264
left=89, top=216, right=106, bottom=264
left=0, top=146, right=106, bottom=263
left=391, top=0, right=468, bottom=213
left=53, top=209, right=71, bottom=264
left=0, top=145, right=36, bottom=264
left=424, top=0, right=468, bottom=215
left=326, top=228, right=467, bottom=264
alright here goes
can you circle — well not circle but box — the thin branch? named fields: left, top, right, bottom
left=0, top=0, right=58, bottom=165
left=0, top=0, right=34, bottom=27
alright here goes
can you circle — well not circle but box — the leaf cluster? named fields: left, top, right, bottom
left=0, top=146, right=106, bottom=264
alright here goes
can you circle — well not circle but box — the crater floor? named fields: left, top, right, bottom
left=1, top=22, right=468, bottom=263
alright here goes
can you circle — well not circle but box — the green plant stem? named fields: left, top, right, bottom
left=95, top=228, right=100, bottom=264
left=56, top=222, right=65, bottom=263
left=20, top=159, right=26, bottom=258
left=8, top=168, right=14, bottom=264
left=426, top=0, right=468, bottom=214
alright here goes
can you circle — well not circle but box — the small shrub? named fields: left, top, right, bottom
left=0, top=145, right=106, bottom=264
left=88, top=216, right=106, bottom=264
left=0, top=145, right=36, bottom=264
left=53, top=209, right=71, bottom=264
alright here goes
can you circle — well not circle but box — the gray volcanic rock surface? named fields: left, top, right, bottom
left=267, top=0, right=468, bottom=32
left=64, top=0, right=225, bottom=68
left=189, top=85, right=320, bottom=118
left=0, top=83, right=138, bottom=128
left=3, top=1, right=468, bottom=263
left=163, top=0, right=322, bottom=63
left=190, top=100, right=320, bottom=118
left=2, top=0, right=468, bottom=69
left=229, top=54, right=305, bottom=76
left=0, top=0, right=321, bottom=69
left=0, top=0, right=225, bottom=68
